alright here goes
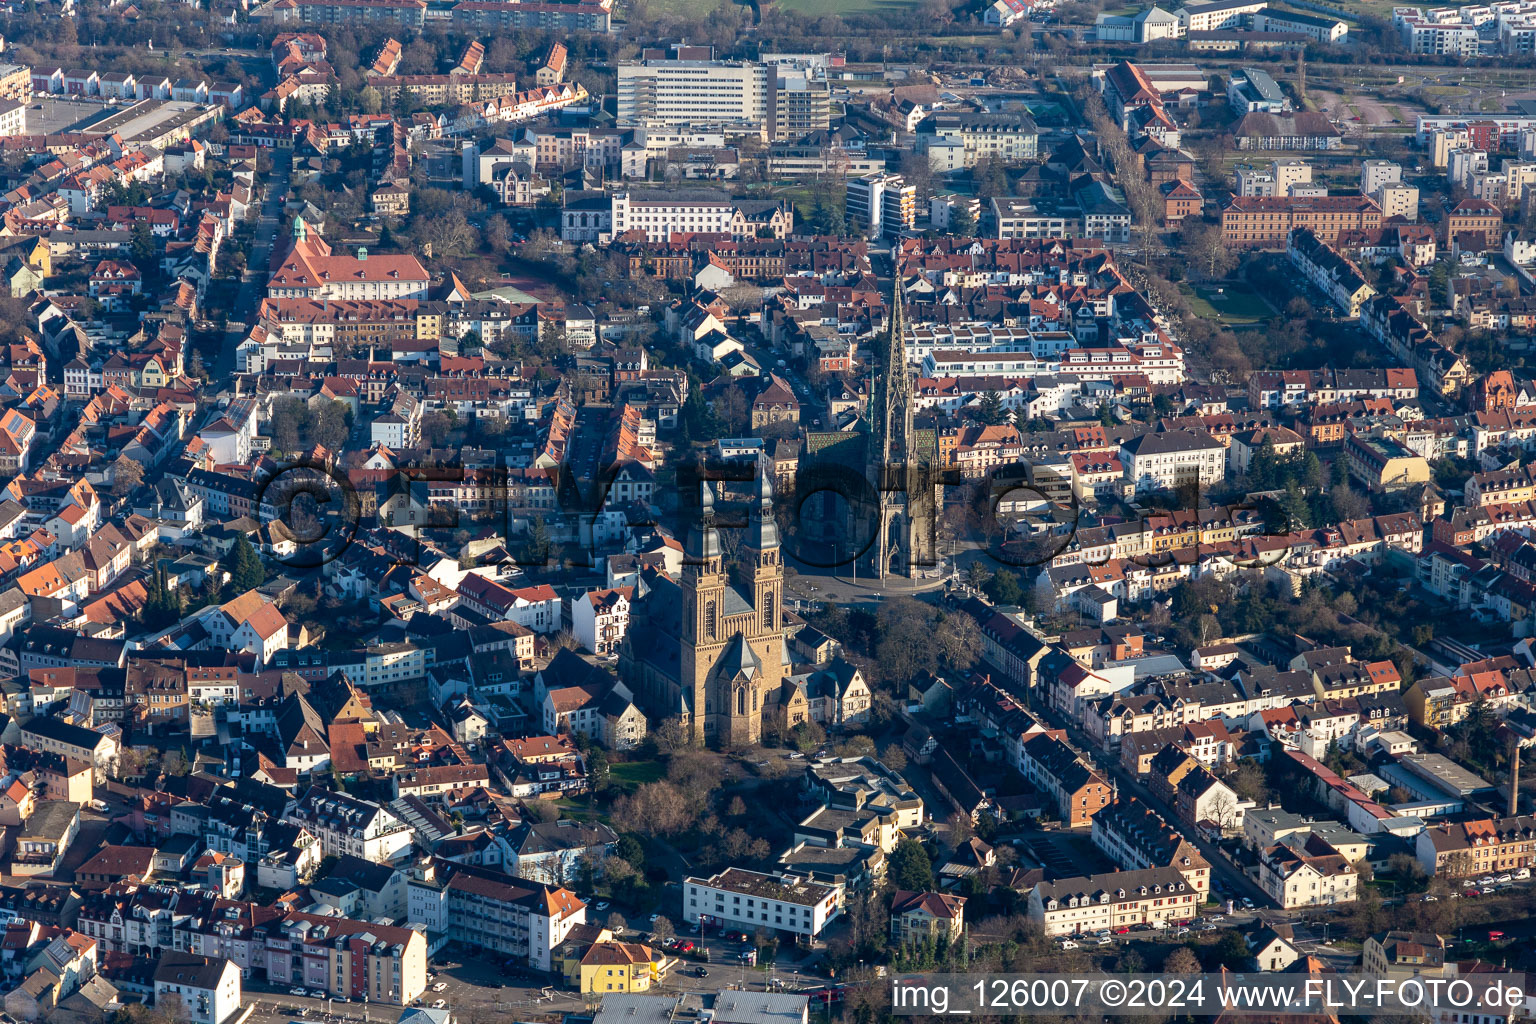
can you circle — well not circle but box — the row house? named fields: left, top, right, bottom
left=1090, top=795, right=1211, bottom=894
left=1017, top=731, right=1112, bottom=828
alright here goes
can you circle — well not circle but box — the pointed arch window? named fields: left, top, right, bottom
left=737, top=687, right=746, bottom=716
left=705, top=600, right=717, bottom=640
left=763, top=598, right=774, bottom=631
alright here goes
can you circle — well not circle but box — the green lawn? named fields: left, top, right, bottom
left=770, top=0, right=918, bottom=15
left=639, top=0, right=731, bottom=16
left=1183, top=283, right=1273, bottom=326
left=609, top=760, right=666, bottom=791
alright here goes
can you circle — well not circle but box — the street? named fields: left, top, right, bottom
left=220, top=150, right=293, bottom=378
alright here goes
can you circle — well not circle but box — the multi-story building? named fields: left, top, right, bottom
left=682, top=869, right=840, bottom=941
left=1344, top=432, right=1432, bottom=493
left=1027, top=867, right=1200, bottom=936
left=260, top=913, right=427, bottom=1006
left=1360, top=159, right=1402, bottom=196
left=606, top=190, right=793, bottom=243
left=1287, top=227, right=1376, bottom=317
left=152, top=953, right=241, bottom=1024
left=889, top=890, right=966, bottom=946
left=408, top=860, right=585, bottom=971
left=1119, top=429, right=1226, bottom=494
left=1252, top=6, right=1347, bottom=40
left=1221, top=194, right=1383, bottom=248
left=1415, top=815, right=1536, bottom=877
left=1176, top=0, right=1269, bottom=29
left=1091, top=796, right=1212, bottom=894
left=917, top=112, right=1039, bottom=169
left=573, top=587, right=632, bottom=657
left=1444, top=198, right=1504, bottom=248
left=0, top=64, right=32, bottom=104
left=268, top=218, right=429, bottom=300
left=616, top=57, right=828, bottom=140
left=990, top=198, right=1078, bottom=240
left=449, top=1, right=611, bottom=33
left=284, top=788, right=414, bottom=864
left=1394, top=7, right=1482, bottom=55
left=1363, top=931, right=1448, bottom=982
left=846, top=174, right=916, bottom=239
left=1259, top=833, right=1358, bottom=908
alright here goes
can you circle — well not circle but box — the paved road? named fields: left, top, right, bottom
left=220, top=150, right=293, bottom=378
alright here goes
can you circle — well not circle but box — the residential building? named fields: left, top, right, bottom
left=889, top=890, right=966, bottom=946
left=152, top=954, right=240, bottom=1024
left=1027, top=867, right=1200, bottom=936
left=682, top=869, right=840, bottom=941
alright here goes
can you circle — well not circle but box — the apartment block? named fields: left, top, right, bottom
left=682, top=869, right=840, bottom=941
left=617, top=57, right=829, bottom=141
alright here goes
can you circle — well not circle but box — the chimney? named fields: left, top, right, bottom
left=1511, top=740, right=1522, bottom=817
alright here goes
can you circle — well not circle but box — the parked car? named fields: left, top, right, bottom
left=1517, top=868, right=1531, bottom=880
left=432, top=1001, right=447, bottom=1009
left=1059, top=940, right=1079, bottom=950
left=1479, top=876, right=1496, bottom=886
left=1498, top=874, right=1514, bottom=884
left=431, top=984, right=446, bottom=993
left=677, top=941, right=695, bottom=953
left=308, top=991, right=325, bottom=999
left=289, top=988, right=308, bottom=997
left=1096, top=935, right=1113, bottom=946
left=694, top=968, right=709, bottom=978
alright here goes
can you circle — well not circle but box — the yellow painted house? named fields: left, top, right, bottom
left=562, top=940, right=659, bottom=994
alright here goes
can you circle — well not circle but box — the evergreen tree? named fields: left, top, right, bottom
left=1249, top=438, right=1278, bottom=490
left=889, top=838, right=934, bottom=892
left=1279, top=482, right=1312, bottom=531
left=976, top=390, right=1004, bottom=426
left=1330, top=454, right=1350, bottom=489
left=982, top=568, right=1024, bottom=606
left=1302, top=451, right=1325, bottom=490
left=140, top=568, right=183, bottom=630
left=221, top=535, right=265, bottom=596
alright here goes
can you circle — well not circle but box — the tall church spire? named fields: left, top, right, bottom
left=868, top=261, right=933, bottom=580
left=878, top=265, right=913, bottom=470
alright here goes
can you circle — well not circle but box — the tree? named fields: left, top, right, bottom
left=1182, top=219, right=1236, bottom=281
left=889, top=838, right=934, bottom=892
left=220, top=535, right=265, bottom=596
left=950, top=203, right=977, bottom=237
left=937, top=613, right=982, bottom=671
left=983, top=569, right=1025, bottom=606
left=650, top=916, right=675, bottom=942
left=140, top=568, right=183, bottom=630
left=606, top=911, right=627, bottom=933
left=130, top=221, right=155, bottom=271
left=112, top=456, right=144, bottom=497
left=1164, top=947, right=1201, bottom=974
left=876, top=597, right=940, bottom=684
left=486, top=214, right=513, bottom=254
left=526, top=800, right=560, bottom=823
left=976, top=390, right=1006, bottom=425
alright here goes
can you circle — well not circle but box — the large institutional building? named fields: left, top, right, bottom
left=616, top=56, right=829, bottom=141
